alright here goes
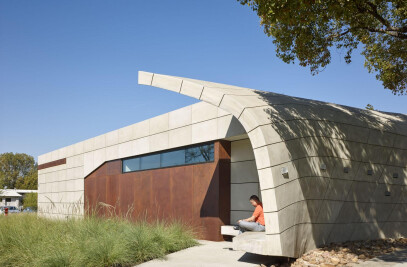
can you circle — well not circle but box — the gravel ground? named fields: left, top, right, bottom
left=260, top=238, right=407, bottom=267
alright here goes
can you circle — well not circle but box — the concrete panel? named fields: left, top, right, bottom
left=149, top=132, right=169, bottom=152
left=231, top=139, right=255, bottom=162
left=346, top=181, right=378, bottom=202
left=328, top=223, right=357, bottom=244
left=151, top=73, right=182, bottom=93
left=200, top=87, right=224, bottom=106
left=180, top=80, right=203, bottom=99
left=149, top=113, right=169, bottom=135
left=393, top=134, right=407, bottom=150
left=248, top=124, right=283, bottom=149
left=350, top=223, right=384, bottom=241
left=372, top=183, right=403, bottom=203
left=66, top=155, right=83, bottom=169
left=169, top=126, right=192, bottom=148
left=331, top=140, right=367, bottom=162
left=324, top=178, right=353, bottom=201
left=336, top=202, right=369, bottom=223
left=73, top=142, right=84, bottom=155
left=388, top=203, right=407, bottom=221
left=266, top=200, right=316, bottom=234
left=118, top=141, right=134, bottom=159
left=191, top=119, right=217, bottom=144
left=360, top=203, right=395, bottom=222
left=335, top=123, right=370, bottom=143
left=239, top=107, right=274, bottom=132
left=231, top=160, right=258, bottom=183
left=134, top=137, right=149, bottom=155
left=191, top=102, right=218, bottom=124
left=368, top=129, right=395, bottom=147
left=118, top=125, right=133, bottom=143
left=354, top=163, right=384, bottom=182
left=220, top=95, right=266, bottom=118
left=365, top=145, right=392, bottom=164
left=93, top=135, right=106, bottom=150
left=261, top=188, right=279, bottom=213
left=297, top=157, right=337, bottom=178
left=168, top=106, right=191, bottom=130
left=262, top=177, right=328, bottom=212
left=217, top=115, right=246, bottom=139
left=382, top=222, right=407, bottom=238
left=93, top=148, right=106, bottom=170
left=83, top=152, right=94, bottom=177
left=381, top=166, right=407, bottom=185
left=316, top=200, right=344, bottom=223
left=388, top=148, right=407, bottom=167
left=133, top=119, right=150, bottom=139
left=299, top=176, right=330, bottom=200
left=106, top=130, right=119, bottom=147
left=330, top=159, right=361, bottom=180
left=106, top=144, right=119, bottom=161
left=260, top=161, right=299, bottom=190
left=217, top=106, right=230, bottom=117
left=231, top=183, right=259, bottom=211
left=51, top=150, right=60, bottom=162
left=138, top=71, right=153, bottom=85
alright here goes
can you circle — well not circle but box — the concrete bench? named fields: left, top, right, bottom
left=232, top=232, right=268, bottom=255
left=221, top=225, right=240, bottom=236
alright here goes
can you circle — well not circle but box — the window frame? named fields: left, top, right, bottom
left=122, top=142, right=215, bottom=174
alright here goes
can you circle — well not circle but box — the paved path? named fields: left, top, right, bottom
left=137, top=240, right=279, bottom=267
left=349, top=248, right=407, bottom=267
left=137, top=240, right=407, bottom=267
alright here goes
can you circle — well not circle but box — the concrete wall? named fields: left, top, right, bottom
left=37, top=101, right=246, bottom=219
left=230, top=138, right=260, bottom=223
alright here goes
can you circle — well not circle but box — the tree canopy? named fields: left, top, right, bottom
left=0, top=153, right=38, bottom=190
left=238, top=0, right=407, bottom=95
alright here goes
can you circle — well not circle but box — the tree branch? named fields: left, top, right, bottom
left=358, top=27, right=407, bottom=39
left=365, top=2, right=391, bottom=28
left=326, top=29, right=351, bottom=40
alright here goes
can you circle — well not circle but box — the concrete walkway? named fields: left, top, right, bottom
left=137, top=240, right=279, bottom=267
left=349, top=248, right=407, bottom=267
left=137, top=241, right=407, bottom=267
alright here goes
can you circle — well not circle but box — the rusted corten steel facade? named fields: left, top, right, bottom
left=84, top=140, right=231, bottom=241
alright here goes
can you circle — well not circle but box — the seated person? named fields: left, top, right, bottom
left=236, top=195, right=265, bottom=233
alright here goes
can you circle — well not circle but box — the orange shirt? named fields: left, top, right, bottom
left=253, top=203, right=265, bottom=226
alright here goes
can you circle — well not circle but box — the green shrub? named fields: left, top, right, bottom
left=23, top=193, right=37, bottom=209
left=0, top=213, right=197, bottom=267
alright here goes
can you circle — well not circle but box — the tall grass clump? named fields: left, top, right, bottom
left=0, top=213, right=197, bottom=267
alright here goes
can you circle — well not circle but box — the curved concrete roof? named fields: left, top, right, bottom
left=139, top=71, right=407, bottom=257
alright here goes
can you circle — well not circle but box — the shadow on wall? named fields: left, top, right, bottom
left=255, top=90, right=407, bottom=254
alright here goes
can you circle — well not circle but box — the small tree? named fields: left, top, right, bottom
left=366, top=104, right=376, bottom=110
left=23, top=193, right=37, bottom=209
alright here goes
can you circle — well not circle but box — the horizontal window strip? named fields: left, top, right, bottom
left=122, top=142, right=214, bottom=173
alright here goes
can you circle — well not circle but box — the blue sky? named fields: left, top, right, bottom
left=0, top=0, right=405, bottom=161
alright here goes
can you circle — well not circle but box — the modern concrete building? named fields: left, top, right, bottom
left=38, top=71, right=407, bottom=258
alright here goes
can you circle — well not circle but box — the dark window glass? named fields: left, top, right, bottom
left=122, top=142, right=214, bottom=173
left=123, top=158, right=140, bottom=172
left=185, top=144, right=214, bottom=164
left=161, top=150, right=185, bottom=168
left=5, top=198, right=11, bottom=203
left=140, top=154, right=160, bottom=170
